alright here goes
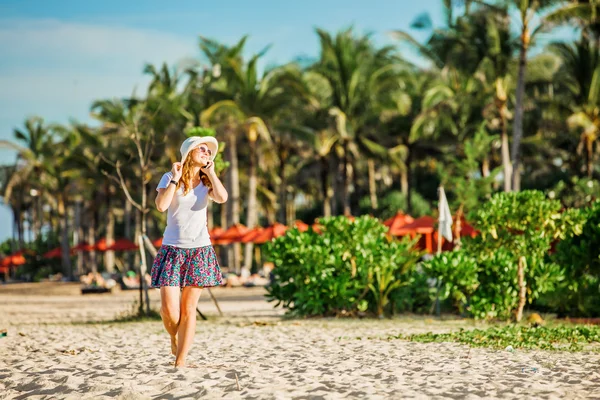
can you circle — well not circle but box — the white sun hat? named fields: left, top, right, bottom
left=180, top=136, right=219, bottom=164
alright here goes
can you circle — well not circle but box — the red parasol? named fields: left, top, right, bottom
left=292, top=220, right=309, bottom=232
left=106, top=238, right=138, bottom=251
left=250, top=223, right=288, bottom=244
left=214, top=223, right=248, bottom=245
left=383, top=211, right=415, bottom=235
left=42, top=247, right=63, bottom=258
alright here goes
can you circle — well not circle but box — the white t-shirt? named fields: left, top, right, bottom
left=157, top=172, right=212, bottom=248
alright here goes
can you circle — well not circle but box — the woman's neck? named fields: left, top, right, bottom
left=190, top=165, right=201, bottom=177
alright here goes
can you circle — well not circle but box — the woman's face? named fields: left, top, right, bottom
left=190, top=143, right=212, bottom=166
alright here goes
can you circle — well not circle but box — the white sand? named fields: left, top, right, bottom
left=1, top=283, right=599, bottom=399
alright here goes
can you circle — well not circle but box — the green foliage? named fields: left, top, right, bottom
left=265, top=215, right=422, bottom=317
left=389, top=268, right=432, bottom=314
left=395, top=325, right=600, bottom=352
left=549, top=177, right=599, bottom=209
left=361, top=190, right=432, bottom=220
left=185, top=126, right=216, bottom=137
left=427, top=191, right=586, bottom=320
left=422, top=249, right=479, bottom=315
left=544, top=201, right=600, bottom=316
left=441, top=126, right=501, bottom=212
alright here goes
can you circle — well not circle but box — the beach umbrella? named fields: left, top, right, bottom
left=71, top=242, right=94, bottom=252
left=215, top=223, right=248, bottom=245
left=42, top=247, right=63, bottom=258
left=93, top=238, right=111, bottom=252
left=107, top=238, right=138, bottom=251
left=292, top=220, right=309, bottom=232
left=383, top=211, right=414, bottom=235
left=250, top=223, right=288, bottom=244
left=0, top=251, right=27, bottom=267
left=240, top=227, right=264, bottom=244
left=391, top=216, right=436, bottom=253
left=209, top=226, right=225, bottom=239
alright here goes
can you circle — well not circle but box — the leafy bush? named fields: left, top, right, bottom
left=265, top=215, right=422, bottom=317
left=423, top=191, right=585, bottom=321
left=542, top=201, right=600, bottom=317
left=422, top=249, right=479, bottom=315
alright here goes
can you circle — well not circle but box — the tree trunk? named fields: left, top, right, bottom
left=515, top=256, right=527, bottom=322
left=320, top=157, right=332, bottom=217
left=87, top=220, right=97, bottom=275
left=586, top=139, right=593, bottom=178
left=501, top=123, right=512, bottom=192
left=400, top=168, right=409, bottom=196
left=278, top=147, right=288, bottom=224
left=16, top=194, right=24, bottom=249
left=453, top=204, right=464, bottom=251
left=226, top=128, right=241, bottom=273
left=74, top=200, right=83, bottom=277
left=124, top=197, right=133, bottom=272
left=481, top=156, right=490, bottom=178
left=511, top=31, right=528, bottom=192
left=104, top=197, right=115, bottom=273
left=58, top=195, right=72, bottom=280
left=243, top=139, right=258, bottom=276
left=406, top=151, right=413, bottom=214
left=342, top=142, right=351, bottom=216
left=367, top=158, right=378, bottom=211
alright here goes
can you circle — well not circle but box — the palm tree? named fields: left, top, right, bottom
left=545, top=0, right=600, bottom=46
left=312, top=28, right=401, bottom=215
left=496, top=0, right=564, bottom=191
left=549, top=37, right=600, bottom=177
left=201, top=49, right=304, bottom=274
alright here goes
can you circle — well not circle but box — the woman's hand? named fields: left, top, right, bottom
left=171, top=162, right=183, bottom=181
left=200, top=160, right=215, bottom=175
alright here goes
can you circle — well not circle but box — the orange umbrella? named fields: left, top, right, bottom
left=240, top=227, right=264, bottom=243
left=215, top=223, right=248, bottom=245
left=1, top=251, right=26, bottom=267
left=384, top=211, right=414, bottom=235
left=43, top=247, right=63, bottom=258
left=107, top=238, right=138, bottom=251
left=209, top=226, right=225, bottom=238
left=392, top=216, right=435, bottom=235
left=71, top=242, right=94, bottom=252
left=251, top=223, right=288, bottom=244
left=292, top=220, right=309, bottom=232
left=391, top=216, right=436, bottom=253
left=93, top=238, right=111, bottom=252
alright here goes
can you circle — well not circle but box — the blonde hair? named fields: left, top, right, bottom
left=178, top=155, right=213, bottom=196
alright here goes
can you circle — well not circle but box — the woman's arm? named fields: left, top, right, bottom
left=155, top=163, right=183, bottom=212
left=155, top=184, right=178, bottom=212
left=201, top=162, right=228, bottom=203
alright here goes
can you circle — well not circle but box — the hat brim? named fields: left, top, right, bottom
left=181, top=136, right=218, bottom=164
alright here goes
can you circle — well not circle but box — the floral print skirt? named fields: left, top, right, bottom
left=151, top=245, right=223, bottom=288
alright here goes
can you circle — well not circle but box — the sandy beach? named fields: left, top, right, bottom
left=1, top=283, right=599, bottom=399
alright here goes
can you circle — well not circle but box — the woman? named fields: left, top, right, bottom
left=152, top=135, right=228, bottom=368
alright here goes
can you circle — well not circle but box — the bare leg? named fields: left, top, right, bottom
left=175, top=287, right=203, bottom=367
left=160, top=287, right=181, bottom=356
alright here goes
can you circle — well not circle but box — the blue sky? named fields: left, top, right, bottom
left=0, top=0, right=447, bottom=243
left=0, top=0, right=575, bottom=243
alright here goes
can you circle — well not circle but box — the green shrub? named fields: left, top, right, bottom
left=265, top=215, right=422, bottom=317
left=542, top=201, right=600, bottom=317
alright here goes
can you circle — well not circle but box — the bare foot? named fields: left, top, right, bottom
left=175, top=361, right=198, bottom=368
left=170, top=335, right=178, bottom=356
